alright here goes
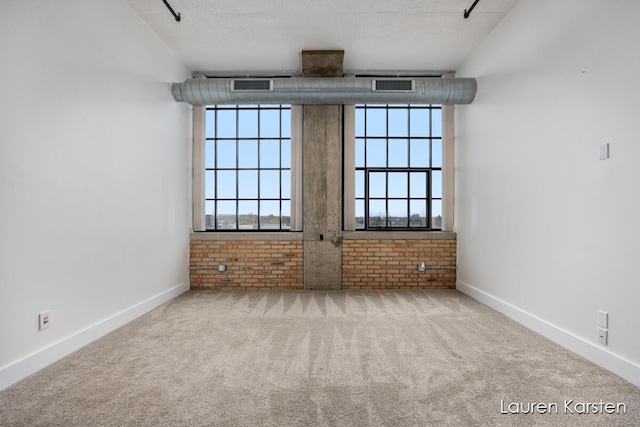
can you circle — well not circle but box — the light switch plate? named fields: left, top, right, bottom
left=599, top=143, right=609, bottom=160
left=598, top=310, right=608, bottom=328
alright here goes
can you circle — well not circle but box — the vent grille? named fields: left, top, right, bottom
left=373, top=79, right=414, bottom=92
left=232, top=80, right=273, bottom=91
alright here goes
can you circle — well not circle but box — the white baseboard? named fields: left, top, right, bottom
left=457, top=280, right=640, bottom=389
left=0, top=282, right=189, bottom=391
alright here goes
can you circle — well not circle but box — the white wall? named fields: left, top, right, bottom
left=455, top=0, right=640, bottom=387
left=0, top=0, right=191, bottom=389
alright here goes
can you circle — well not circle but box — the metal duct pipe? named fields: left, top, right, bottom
left=171, top=77, right=477, bottom=106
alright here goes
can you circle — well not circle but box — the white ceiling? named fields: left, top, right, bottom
left=124, top=0, right=521, bottom=75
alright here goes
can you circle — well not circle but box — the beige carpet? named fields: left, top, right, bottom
left=1, top=290, right=638, bottom=426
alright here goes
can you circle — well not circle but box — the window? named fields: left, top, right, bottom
left=354, top=104, right=442, bottom=230
left=204, top=104, right=291, bottom=230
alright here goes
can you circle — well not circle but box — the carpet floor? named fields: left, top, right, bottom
left=1, top=290, right=638, bottom=426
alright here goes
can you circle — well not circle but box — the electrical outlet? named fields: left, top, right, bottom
left=39, top=311, right=50, bottom=330
left=598, top=327, right=608, bottom=345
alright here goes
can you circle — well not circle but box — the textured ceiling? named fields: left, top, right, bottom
left=124, top=0, right=521, bottom=75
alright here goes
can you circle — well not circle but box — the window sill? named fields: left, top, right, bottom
left=191, top=231, right=304, bottom=241
left=190, top=231, right=454, bottom=241
left=343, top=230, right=456, bottom=240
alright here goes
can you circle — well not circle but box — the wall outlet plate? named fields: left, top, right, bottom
left=598, top=327, right=608, bottom=345
left=39, top=311, right=50, bottom=330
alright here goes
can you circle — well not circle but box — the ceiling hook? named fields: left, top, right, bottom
left=464, top=0, right=480, bottom=19
left=162, top=0, right=181, bottom=22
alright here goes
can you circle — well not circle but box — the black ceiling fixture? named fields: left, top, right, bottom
left=464, top=0, right=480, bottom=19
left=162, top=0, right=181, bottom=22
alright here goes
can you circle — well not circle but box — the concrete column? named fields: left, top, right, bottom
left=303, top=105, right=343, bottom=289
left=301, top=50, right=344, bottom=290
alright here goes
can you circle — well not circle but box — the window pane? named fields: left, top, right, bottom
left=432, top=139, right=442, bottom=168
left=205, top=170, right=215, bottom=199
left=238, top=109, right=258, bottom=137
left=238, top=170, right=258, bottom=199
left=388, top=172, right=408, bottom=198
left=205, top=140, right=215, bottom=168
left=203, top=105, right=292, bottom=231
left=366, top=139, right=386, bottom=167
left=260, top=109, right=280, bottom=137
left=369, top=172, right=386, bottom=198
left=432, top=199, right=442, bottom=229
left=355, top=199, right=365, bottom=229
left=388, top=200, right=408, bottom=227
left=431, top=108, right=442, bottom=137
left=217, top=140, right=236, bottom=168
left=260, top=170, right=280, bottom=198
left=355, top=170, right=364, bottom=198
left=217, top=110, right=236, bottom=138
left=355, top=138, right=365, bottom=167
left=369, top=200, right=387, bottom=227
left=409, top=200, right=427, bottom=228
left=388, top=109, right=408, bottom=137
left=281, top=200, right=291, bottom=229
left=217, top=201, right=236, bottom=229
left=281, top=109, right=291, bottom=138
left=355, top=107, right=365, bottom=137
left=260, top=201, right=280, bottom=229
left=281, top=170, right=291, bottom=199
left=238, top=140, right=258, bottom=168
left=205, top=110, right=216, bottom=138
left=346, top=104, right=442, bottom=231
left=260, top=140, right=280, bottom=168
left=432, top=170, right=442, bottom=199
left=238, top=201, right=258, bottom=230
left=388, top=139, right=408, bottom=167
left=217, top=170, right=236, bottom=198
left=410, top=139, right=429, bottom=167
left=281, top=139, right=291, bottom=168
left=410, top=172, right=427, bottom=198
left=409, top=108, right=429, bottom=136
left=366, top=108, right=386, bottom=136
left=205, top=201, right=215, bottom=230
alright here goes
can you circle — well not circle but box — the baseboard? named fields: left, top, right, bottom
left=457, top=280, right=640, bottom=389
left=0, top=282, right=189, bottom=391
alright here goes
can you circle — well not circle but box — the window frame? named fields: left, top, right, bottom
left=202, top=104, right=293, bottom=232
left=351, top=103, right=443, bottom=231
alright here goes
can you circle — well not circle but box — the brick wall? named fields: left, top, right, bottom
left=342, top=238, right=456, bottom=290
left=190, top=238, right=303, bottom=290
left=190, top=233, right=456, bottom=290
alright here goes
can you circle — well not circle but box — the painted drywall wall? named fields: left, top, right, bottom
left=0, top=0, right=191, bottom=388
left=455, top=0, right=640, bottom=386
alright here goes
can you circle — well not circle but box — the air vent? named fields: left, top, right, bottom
left=232, top=79, right=273, bottom=91
left=372, top=79, right=415, bottom=92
